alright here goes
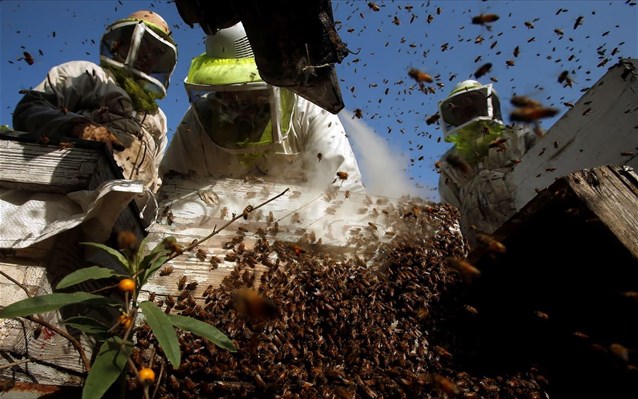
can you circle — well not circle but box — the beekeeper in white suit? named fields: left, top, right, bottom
left=2, top=10, right=178, bottom=249
left=437, top=80, right=539, bottom=245
left=160, top=22, right=365, bottom=194
left=13, top=10, right=177, bottom=199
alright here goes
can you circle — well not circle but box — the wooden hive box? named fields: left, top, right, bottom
left=463, top=165, right=638, bottom=399
left=141, top=174, right=456, bottom=300
left=0, top=131, right=145, bottom=387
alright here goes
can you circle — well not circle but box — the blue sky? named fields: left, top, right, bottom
left=1, top=1, right=636, bottom=199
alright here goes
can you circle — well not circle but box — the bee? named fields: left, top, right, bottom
left=233, top=288, right=279, bottom=320
left=336, top=171, right=349, bottom=181
left=242, top=204, right=253, bottom=220
left=444, top=153, right=472, bottom=175
left=196, top=248, right=207, bottom=261
left=166, top=210, right=175, bottom=225
left=524, top=21, right=534, bottom=29
left=392, top=16, right=400, bottom=26
left=476, top=232, right=507, bottom=253
left=510, top=106, right=559, bottom=122
left=471, top=13, right=499, bottom=26
left=609, top=343, right=629, bottom=362
left=533, top=310, right=549, bottom=321
left=185, top=281, right=198, bottom=291
left=573, top=16, right=584, bottom=30
left=317, top=153, right=323, bottom=162
left=433, top=374, right=460, bottom=396
left=474, top=35, right=484, bottom=44
left=463, top=304, right=479, bottom=316
left=511, top=95, right=541, bottom=108
left=447, top=257, right=481, bottom=282
left=367, top=2, right=380, bottom=12
left=488, top=137, right=508, bottom=151
left=563, top=101, right=574, bottom=108
left=554, top=28, right=564, bottom=36
left=57, top=142, right=75, bottom=150
left=353, top=108, right=363, bottom=119
left=426, top=113, right=440, bottom=125
left=505, top=59, right=515, bottom=67
left=408, top=68, right=434, bottom=83
left=474, top=62, right=492, bottom=79
left=177, top=275, right=187, bottom=291
left=513, top=46, right=520, bottom=57
left=22, top=51, right=34, bottom=65
left=345, top=190, right=350, bottom=199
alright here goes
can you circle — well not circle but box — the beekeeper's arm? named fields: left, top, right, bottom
left=296, top=98, right=366, bottom=193
left=13, top=61, right=122, bottom=146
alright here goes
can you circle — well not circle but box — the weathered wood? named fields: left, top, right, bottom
left=509, top=58, right=638, bottom=211
left=0, top=133, right=145, bottom=387
left=564, top=166, right=638, bottom=260
left=143, top=175, right=441, bottom=299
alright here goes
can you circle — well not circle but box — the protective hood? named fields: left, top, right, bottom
left=100, top=18, right=177, bottom=98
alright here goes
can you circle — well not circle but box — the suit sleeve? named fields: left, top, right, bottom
left=300, top=103, right=366, bottom=193
left=12, top=61, right=99, bottom=137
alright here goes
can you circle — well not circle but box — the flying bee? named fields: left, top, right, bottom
left=353, top=108, right=363, bottom=119
left=233, top=288, right=279, bottom=320
left=505, top=59, right=515, bottom=67
left=433, top=374, right=461, bottom=396
left=471, top=13, right=499, bottom=26
left=524, top=21, right=534, bottom=29
left=476, top=232, right=506, bottom=253
left=447, top=257, right=481, bottom=282
left=408, top=68, right=434, bottom=83
left=609, top=343, right=629, bottom=362
left=367, top=2, right=380, bottom=11
left=317, top=152, right=323, bottom=162
left=22, top=51, right=34, bottom=65
left=513, top=46, right=520, bottom=57
left=488, top=137, right=508, bottom=151
left=242, top=205, right=253, bottom=220
left=573, top=16, right=584, bottom=30
left=474, top=62, right=492, bottom=79
left=336, top=171, right=349, bottom=180
left=426, top=112, right=440, bottom=125
left=159, top=266, right=174, bottom=276
left=166, top=210, right=175, bottom=225
left=510, top=106, right=559, bottom=122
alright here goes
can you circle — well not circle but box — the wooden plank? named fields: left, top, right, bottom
left=565, top=166, right=638, bottom=259
left=142, top=175, right=452, bottom=299
left=509, top=59, right=638, bottom=211
left=0, top=140, right=99, bottom=194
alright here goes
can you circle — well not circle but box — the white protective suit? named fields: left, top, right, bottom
left=160, top=92, right=365, bottom=194
left=13, top=60, right=168, bottom=194
left=438, top=125, right=538, bottom=241
left=1, top=60, right=169, bottom=249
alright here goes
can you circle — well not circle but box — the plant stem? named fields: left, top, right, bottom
left=0, top=270, right=31, bottom=297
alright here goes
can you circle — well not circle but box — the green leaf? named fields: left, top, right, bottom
left=62, top=316, right=109, bottom=335
left=140, top=255, right=168, bottom=287
left=138, top=237, right=175, bottom=286
left=55, top=266, right=124, bottom=290
left=0, top=293, right=116, bottom=319
left=139, top=301, right=181, bottom=368
left=168, top=314, right=236, bottom=352
left=80, top=242, right=130, bottom=272
left=82, top=337, right=131, bottom=399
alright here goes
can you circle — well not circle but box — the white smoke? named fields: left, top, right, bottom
left=340, top=109, right=434, bottom=199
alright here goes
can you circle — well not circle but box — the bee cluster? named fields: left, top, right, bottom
left=129, top=199, right=548, bottom=398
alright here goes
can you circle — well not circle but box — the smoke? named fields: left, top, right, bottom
left=340, top=109, right=436, bottom=199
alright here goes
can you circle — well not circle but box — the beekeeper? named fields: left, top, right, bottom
left=437, top=80, right=539, bottom=244
left=13, top=10, right=177, bottom=196
left=160, top=22, right=365, bottom=194
left=1, top=10, right=178, bottom=250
